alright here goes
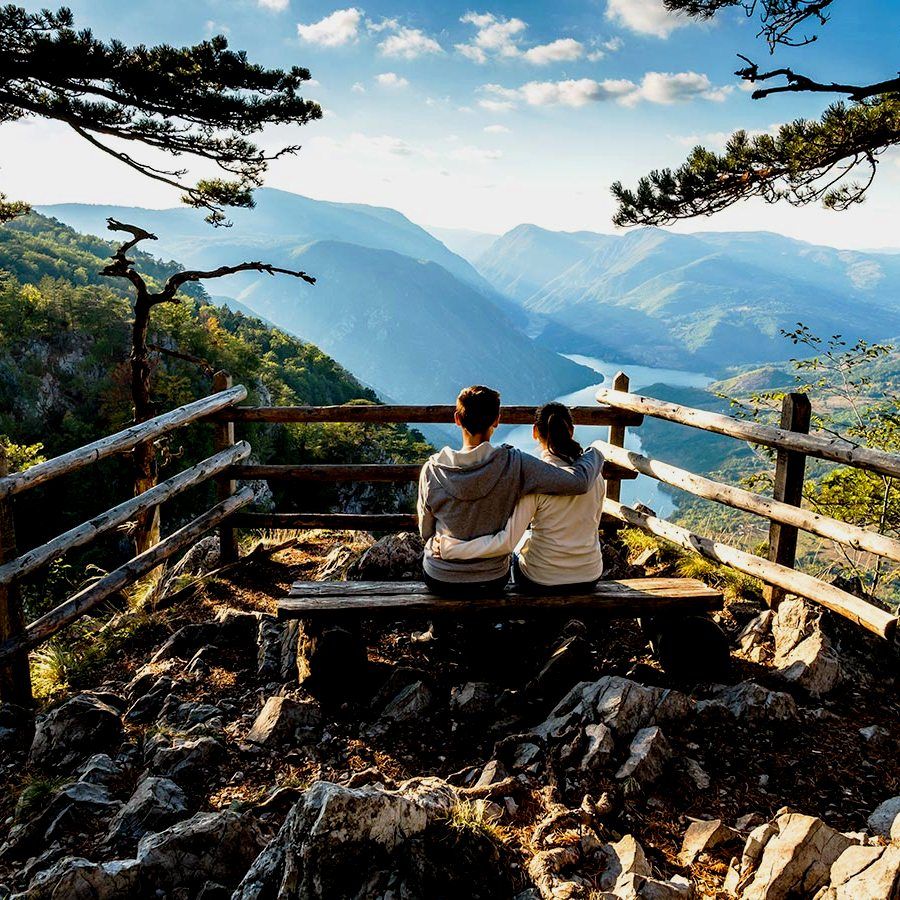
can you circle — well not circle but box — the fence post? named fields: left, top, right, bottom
left=212, top=371, right=239, bottom=563
left=764, top=392, right=811, bottom=608
left=605, top=372, right=630, bottom=505
left=0, top=449, right=33, bottom=708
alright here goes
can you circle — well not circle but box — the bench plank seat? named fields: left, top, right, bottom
left=278, top=577, right=723, bottom=620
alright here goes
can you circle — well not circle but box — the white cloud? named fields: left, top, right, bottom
left=379, top=26, right=443, bottom=59
left=204, top=20, right=230, bottom=36
left=674, top=124, right=782, bottom=151
left=484, top=124, right=511, bottom=134
left=522, top=38, right=584, bottom=65
left=450, top=146, right=504, bottom=162
left=320, top=133, right=418, bottom=157
left=297, top=7, right=362, bottom=47
left=625, top=71, right=730, bottom=105
left=375, top=72, right=410, bottom=89
left=351, top=81, right=366, bottom=93
left=521, top=78, right=636, bottom=107
left=259, top=0, right=289, bottom=10
left=480, top=71, right=729, bottom=109
left=367, top=16, right=399, bottom=32
left=605, top=0, right=689, bottom=38
left=604, top=36, right=625, bottom=51
left=456, top=11, right=527, bottom=63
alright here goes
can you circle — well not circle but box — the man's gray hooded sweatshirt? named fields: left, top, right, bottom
left=418, top=442, right=603, bottom=583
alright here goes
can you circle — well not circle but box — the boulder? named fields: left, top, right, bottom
left=580, top=723, right=615, bottom=772
left=449, top=682, right=497, bottom=718
left=123, top=675, right=177, bottom=725
left=246, top=696, right=322, bottom=746
left=18, top=856, right=140, bottom=900
left=169, top=534, right=220, bottom=578
left=105, top=776, right=189, bottom=848
left=257, top=615, right=300, bottom=681
left=77, top=753, right=124, bottom=788
left=533, top=676, right=691, bottom=742
left=160, top=698, right=223, bottom=731
left=29, top=694, right=123, bottom=771
left=347, top=532, right=424, bottom=581
left=381, top=680, right=433, bottom=723
left=698, top=681, right=798, bottom=725
left=616, top=726, right=671, bottom=787
left=772, top=598, right=841, bottom=697
left=679, top=818, right=741, bottom=866
left=233, top=777, right=457, bottom=899
left=728, top=811, right=859, bottom=899
left=868, top=796, right=900, bottom=840
left=149, top=736, right=226, bottom=781
left=821, top=843, right=900, bottom=900
left=683, top=758, right=710, bottom=791
left=137, top=810, right=265, bottom=890
left=735, top=610, right=774, bottom=662
left=597, top=834, right=650, bottom=891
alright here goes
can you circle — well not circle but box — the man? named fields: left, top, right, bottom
left=417, top=385, right=603, bottom=594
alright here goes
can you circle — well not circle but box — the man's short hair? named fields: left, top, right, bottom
left=456, top=385, right=501, bottom=435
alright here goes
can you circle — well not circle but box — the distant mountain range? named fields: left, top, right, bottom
left=38, top=190, right=592, bottom=404
left=471, top=224, right=900, bottom=373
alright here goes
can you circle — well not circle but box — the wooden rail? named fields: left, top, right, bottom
left=605, top=500, right=898, bottom=640
left=0, top=385, right=248, bottom=500
left=216, top=403, right=642, bottom=426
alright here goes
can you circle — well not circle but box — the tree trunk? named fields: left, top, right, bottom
left=130, top=293, right=160, bottom=554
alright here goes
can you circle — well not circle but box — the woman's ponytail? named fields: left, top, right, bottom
left=535, top=403, right=582, bottom=463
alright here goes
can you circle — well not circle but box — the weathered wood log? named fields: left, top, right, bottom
left=278, top=577, right=722, bottom=618
left=595, top=386, right=900, bottom=480
left=604, top=499, right=898, bottom=640
left=216, top=404, right=642, bottom=426
left=233, top=512, right=418, bottom=532
left=231, top=461, right=638, bottom=482
left=0, top=385, right=248, bottom=500
left=0, top=488, right=254, bottom=663
left=0, top=451, right=32, bottom=706
left=0, top=442, right=251, bottom=586
left=212, top=372, right=240, bottom=564
left=595, top=440, right=900, bottom=564
left=604, top=372, right=630, bottom=506
left=765, top=393, right=811, bottom=607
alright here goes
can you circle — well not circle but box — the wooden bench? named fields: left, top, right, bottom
left=278, top=577, right=724, bottom=619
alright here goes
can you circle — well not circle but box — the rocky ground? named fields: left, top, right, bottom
left=0, top=530, right=898, bottom=899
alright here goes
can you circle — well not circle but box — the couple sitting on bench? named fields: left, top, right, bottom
left=417, top=385, right=606, bottom=596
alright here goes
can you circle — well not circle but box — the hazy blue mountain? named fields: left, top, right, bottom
left=40, top=190, right=594, bottom=403
left=427, top=226, right=499, bottom=264
left=39, top=188, right=496, bottom=297
left=475, top=225, right=900, bottom=373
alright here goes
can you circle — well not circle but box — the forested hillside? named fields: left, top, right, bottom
left=0, top=214, right=430, bottom=600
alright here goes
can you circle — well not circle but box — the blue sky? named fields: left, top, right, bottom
left=4, top=0, right=899, bottom=247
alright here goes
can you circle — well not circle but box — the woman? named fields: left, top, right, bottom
left=433, top=403, right=605, bottom=593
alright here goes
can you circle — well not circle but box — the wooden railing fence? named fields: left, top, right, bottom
left=1, top=368, right=898, bottom=710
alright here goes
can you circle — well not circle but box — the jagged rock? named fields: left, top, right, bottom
left=736, top=610, right=774, bottom=661
left=105, top=776, right=189, bottom=848
left=233, top=777, right=457, bottom=899
left=510, top=741, right=544, bottom=771
left=772, top=598, right=841, bottom=697
left=858, top=724, right=891, bottom=749
left=77, top=753, right=124, bottom=788
left=580, top=723, right=615, bottom=772
left=475, top=759, right=508, bottom=788
left=683, top=758, right=710, bottom=791
left=149, top=736, right=226, bottom=781
left=123, top=675, right=176, bottom=725
left=196, top=882, right=232, bottom=900
left=317, top=541, right=371, bottom=581
left=29, top=694, right=124, bottom=771
left=160, top=698, right=223, bottom=730
left=616, top=726, right=670, bottom=787
left=679, top=819, right=741, bottom=865
left=533, top=676, right=691, bottom=742
left=137, top=810, right=265, bottom=889
left=698, top=681, right=798, bottom=724
left=18, top=856, right=140, bottom=900
left=169, top=534, right=220, bottom=578
left=381, top=680, right=433, bottom=722
left=347, top=532, right=424, bottom=581
left=5, top=782, right=122, bottom=860
left=867, top=795, right=900, bottom=840
left=726, top=811, right=859, bottom=899
left=257, top=615, right=287, bottom=680
left=246, top=696, right=322, bottom=746
left=449, top=682, right=497, bottom=718
left=820, top=843, right=900, bottom=900
left=597, top=834, right=650, bottom=891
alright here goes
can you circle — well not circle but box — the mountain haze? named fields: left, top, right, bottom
left=476, top=225, right=900, bottom=373
left=39, top=190, right=594, bottom=404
